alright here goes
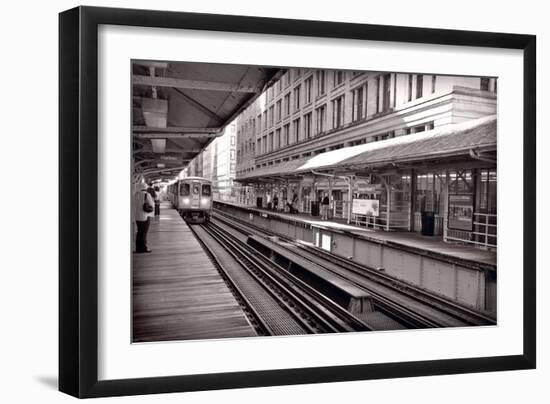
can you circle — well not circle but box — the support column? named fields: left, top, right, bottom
left=287, top=182, right=292, bottom=212
left=378, top=174, right=391, bottom=231
left=443, top=170, right=450, bottom=242
left=311, top=178, right=318, bottom=217
left=297, top=182, right=303, bottom=213
left=410, top=169, right=416, bottom=231
left=312, top=178, right=317, bottom=201
left=386, top=181, right=391, bottom=231
left=347, top=177, right=354, bottom=224
left=274, top=183, right=280, bottom=211
left=328, top=177, right=333, bottom=219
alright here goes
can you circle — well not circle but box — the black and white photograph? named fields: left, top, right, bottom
left=131, top=61, right=498, bottom=343
left=2, top=0, right=544, bottom=402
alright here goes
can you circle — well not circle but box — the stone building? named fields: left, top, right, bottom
left=234, top=68, right=497, bottom=249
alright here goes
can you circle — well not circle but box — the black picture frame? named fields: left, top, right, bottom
left=59, top=6, right=536, bottom=398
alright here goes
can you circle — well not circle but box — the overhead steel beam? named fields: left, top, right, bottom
left=133, top=147, right=203, bottom=154
left=135, top=158, right=189, bottom=167
left=133, top=75, right=261, bottom=93
left=172, top=88, right=222, bottom=123
left=133, top=125, right=220, bottom=134
left=140, top=166, right=188, bottom=175
left=134, top=133, right=218, bottom=139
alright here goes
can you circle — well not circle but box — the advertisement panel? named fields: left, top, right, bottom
left=448, top=194, right=474, bottom=231
left=352, top=199, right=380, bottom=217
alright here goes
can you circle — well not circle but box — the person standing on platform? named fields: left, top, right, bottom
left=321, top=192, right=330, bottom=220
left=135, top=183, right=155, bottom=253
left=290, top=193, right=299, bottom=214
left=273, top=194, right=279, bottom=211
left=146, top=184, right=156, bottom=205
left=153, top=185, right=161, bottom=216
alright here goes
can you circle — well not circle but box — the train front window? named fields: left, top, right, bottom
left=192, top=183, right=200, bottom=194
left=180, top=183, right=190, bottom=196
left=202, top=184, right=211, bottom=196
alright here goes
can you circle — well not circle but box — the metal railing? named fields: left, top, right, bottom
left=352, top=214, right=410, bottom=230
left=445, top=212, right=497, bottom=249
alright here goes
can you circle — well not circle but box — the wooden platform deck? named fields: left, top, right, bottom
left=132, top=202, right=256, bottom=342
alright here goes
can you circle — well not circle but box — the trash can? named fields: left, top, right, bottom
left=256, top=197, right=263, bottom=209
left=421, top=211, right=435, bottom=236
left=311, top=201, right=320, bottom=216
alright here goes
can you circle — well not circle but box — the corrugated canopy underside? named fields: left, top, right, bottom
left=132, top=60, right=281, bottom=181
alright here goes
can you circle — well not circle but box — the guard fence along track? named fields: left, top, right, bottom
left=188, top=219, right=372, bottom=337
left=211, top=208, right=497, bottom=329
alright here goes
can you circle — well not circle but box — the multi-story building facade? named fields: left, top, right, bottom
left=185, top=122, right=238, bottom=201
left=235, top=68, right=497, bottom=250
left=237, top=69, right=496, bottom=175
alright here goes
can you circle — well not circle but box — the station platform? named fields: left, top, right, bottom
left=214, top=201, right=496, bottom=269
left=132, top=202, right=257, bottom=342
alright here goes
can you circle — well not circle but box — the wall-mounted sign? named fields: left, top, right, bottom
left=352, top=198, right=379, bottom=217
left=448, top=194, right=473, bottom=231
left=356, top=181, right=382, bottom=194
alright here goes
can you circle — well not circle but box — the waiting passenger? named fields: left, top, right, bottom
left=146, top=184, right=156, bottom=202
left=135, top=183, right=155, bottom=253
left=321, top=193, right=330, bottom=220
left=153, top=186, right=161, bottom=216
left=287, top=193, right=299, bottom=214
left=272, top=194, right=279, bottom=211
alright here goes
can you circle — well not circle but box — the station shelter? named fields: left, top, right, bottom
left=235, top=115, right=497, bottom=250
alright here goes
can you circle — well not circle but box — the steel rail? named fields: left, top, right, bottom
left=212, top=214, right=438, bottom=329
left=196, top=224, right=320, bottom=334
left=212, top=208, right=496, bottom=327
left=204, top=221, right=372, bottom=333
left=197, top=222, right=336, bottom=334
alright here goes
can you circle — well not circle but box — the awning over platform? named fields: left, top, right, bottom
left=133, top=61, right=282, bottom=181
left=237, top=115, right=496, bottom=182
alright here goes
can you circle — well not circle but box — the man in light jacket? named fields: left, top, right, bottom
left=134, top=183, right=155, bottom=253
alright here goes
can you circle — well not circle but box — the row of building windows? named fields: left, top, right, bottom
left=266, top=69, right=370, bottom=102
left=253, top=72, right=439, bottom=141
left=244, top=120, right=436, bottom=170
left=264, top=70, right=354, bottom=118
left=236, top=69, right=496, bottom=175
left=251, top=71, right=496, bottom=130
left=267, top=68, right=332, bottom=101
left=241, top=95, right=437, bottom=159
left=244, top=72, right=445, bottom=158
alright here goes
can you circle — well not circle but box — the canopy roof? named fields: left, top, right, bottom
left=133, top=60, right=281, bottom=181
left=238, top=115, right=497, bottom=183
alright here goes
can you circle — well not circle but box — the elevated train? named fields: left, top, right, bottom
left=167, top=177, right=212, bottom=224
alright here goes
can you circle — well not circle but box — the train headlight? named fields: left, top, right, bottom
left=182, top=198, right=190, bottom=204
left=201, top=198, right=209, bottom=205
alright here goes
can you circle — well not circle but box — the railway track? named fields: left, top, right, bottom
left=188, top=219, right=373, bottom=337
left=211, top=208, right=496, bottom=329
